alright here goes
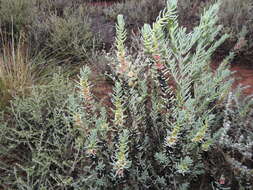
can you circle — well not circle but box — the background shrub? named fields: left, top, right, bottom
left=218, top=0, right=253, bottom=62
left=178, top=0, right=253, bottom=63
left=0, top=0, right=35, bottom=38
left=102, top=0, right=165, bottom=29
left=36, top=5, right=101, bottom=63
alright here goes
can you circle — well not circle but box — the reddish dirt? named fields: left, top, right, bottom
left=212, top=62, right=253, bottom=96
left=92, top=77, right=113, bottom=107
left=89, top=68, right=113, bottom=107
left=231, top=65, right=253, bottom=95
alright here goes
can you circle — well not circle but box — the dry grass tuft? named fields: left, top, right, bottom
left=0, top=33, right=35, bottom=108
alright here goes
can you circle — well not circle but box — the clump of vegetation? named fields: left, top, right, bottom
left=0, top=0, right=35, bottom=37
left=45, top=6, right=99, bottom=62
left=0, top=0, right=102, bottom=62
left=0, top=30, right=58, bottom=110
left=28, top=3, right=102, bottom=63
left=0, top=73, right=76, bottom=189
left=102, top=0, right=165, bottom=28
left=0, top=33, right=35, bottom=109
left=216, top=87, right=253, bottom=189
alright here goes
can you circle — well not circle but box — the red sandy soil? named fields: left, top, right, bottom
left=89, top=68, right=113, bottom=107
left=230, top=65, right=253, bottom=95
left=212, top=62, right=253, bottom=96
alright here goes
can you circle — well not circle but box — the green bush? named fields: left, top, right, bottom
left=178, top=0, right=253, bottom=34
left=0, top=73, right=76, bottom=189
left=44, top=6, right=100, bottom=62
left=218, top=0, right=253, bottom=60
left=0, top=0, right=252, bottom=189
left=102, top=0, right=165, bottom=28
left=0, top=0, right=35, bottom=36
left=28, top=2, right=101, bottom=62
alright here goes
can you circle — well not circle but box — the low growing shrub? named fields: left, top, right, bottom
left=0, top=0, right=35, bottom=38
left=28, top=2, right=101, bottom=62
left=45, top=6, right=101, bottom=62
left=102, top=0, right=165, bottom=29
left=0, top=73, right=76, bottom=189
left=218, top=0, right=253, bottom=62
left=215, top=87, right=253, bottom=189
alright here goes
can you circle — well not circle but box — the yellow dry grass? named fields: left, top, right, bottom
left=0, top=34, right=34, bottom=108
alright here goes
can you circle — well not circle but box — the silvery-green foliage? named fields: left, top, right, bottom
left=0, top=73, right=80, bottom=189
left=216, top=87, right=253, bottom=189
left=99, top=0, right=234, bottom=188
